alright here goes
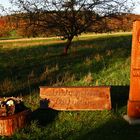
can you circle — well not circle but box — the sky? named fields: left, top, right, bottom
left=134, top=5, right=140, bottom=14
left=0, top=0, right=11, bottom=8
left=0, top=0, right=140, bottom=14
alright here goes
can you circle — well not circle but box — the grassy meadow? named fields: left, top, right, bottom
left=0, top=32, right=140, bottom=140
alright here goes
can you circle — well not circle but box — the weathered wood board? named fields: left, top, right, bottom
left=40, top=86, right=111, bottom=110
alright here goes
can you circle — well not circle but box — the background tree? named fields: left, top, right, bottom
left=10, top=0, right=134, bottom=54
left=0, top=16, right=12, bottom=37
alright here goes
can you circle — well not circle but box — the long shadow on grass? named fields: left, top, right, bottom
left=110, top=86, right=129, bottom=110
left=31, top=108, right=59, bottom=126
left=77, top=118, right=140, bottom=140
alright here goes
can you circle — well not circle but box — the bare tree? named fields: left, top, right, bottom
left=10, top=0, right=134, bottom=54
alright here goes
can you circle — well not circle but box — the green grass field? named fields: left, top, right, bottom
left=1, top=32, right=140, bottom=140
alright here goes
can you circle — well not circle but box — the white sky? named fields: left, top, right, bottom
left=0, top=0, right=140, bottom=14
left=0, top=0, right=11, bottom=8
left=134, top=5, right=140, bottom=14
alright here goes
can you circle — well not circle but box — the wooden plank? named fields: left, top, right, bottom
left=40, top=86, right=111, bottom=110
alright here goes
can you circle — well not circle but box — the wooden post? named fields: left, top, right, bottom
left=124, top=21, right=140, bottom=124
left=128, top=21, right=140, bottom=117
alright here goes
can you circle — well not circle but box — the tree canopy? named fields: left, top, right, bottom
left=10, top=0, right=135, bottom=54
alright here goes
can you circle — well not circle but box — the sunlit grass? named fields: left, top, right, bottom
left=0, top=32, right=132, bottom=94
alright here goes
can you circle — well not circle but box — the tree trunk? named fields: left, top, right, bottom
left=63, top=37, right=73, bottom=55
